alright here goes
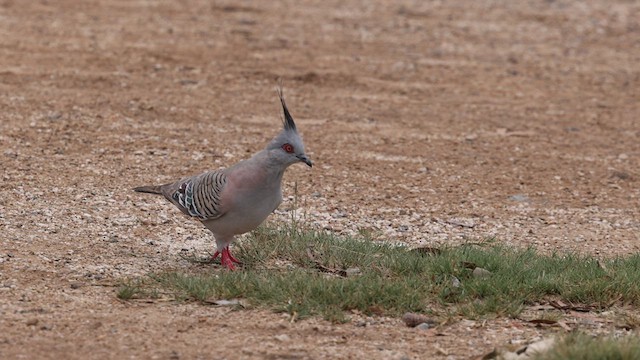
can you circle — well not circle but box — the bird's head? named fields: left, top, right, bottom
left=266, top=88, right=313, bottom=168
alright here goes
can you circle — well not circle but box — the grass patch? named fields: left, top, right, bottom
left=116, top=278, right=158, bottom=300
left=125, top=224, right=640, bottom=321
left=533, top=333, right=640, bottom=360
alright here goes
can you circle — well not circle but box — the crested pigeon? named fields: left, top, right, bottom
left=133, top=88, right=312, bottom=270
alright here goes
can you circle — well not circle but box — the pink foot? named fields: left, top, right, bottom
left=225, top=248, right=240, bottom=264
left=212, top=248, right=241, bottom=270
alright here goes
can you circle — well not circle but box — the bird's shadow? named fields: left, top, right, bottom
left=178, top=249, right=217, bottom=265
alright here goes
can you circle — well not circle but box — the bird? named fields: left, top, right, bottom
left=133, top=88, right=312, bottom=270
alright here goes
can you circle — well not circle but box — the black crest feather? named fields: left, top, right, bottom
left=276, top=85, right=297, bottom=132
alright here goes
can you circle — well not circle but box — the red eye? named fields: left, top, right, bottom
left=282, top=144, right=294, bottom=153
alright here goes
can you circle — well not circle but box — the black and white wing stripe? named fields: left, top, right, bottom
left=171, top=171, right=227, bottom=220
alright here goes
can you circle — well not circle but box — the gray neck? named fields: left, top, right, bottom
left=246, top=149, right=288, bottom=182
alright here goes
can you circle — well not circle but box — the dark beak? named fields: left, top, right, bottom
left=297, top=155, right=313, bottom=167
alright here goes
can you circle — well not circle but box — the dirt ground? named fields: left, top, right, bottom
left=1, top=0, right=639, bottom=359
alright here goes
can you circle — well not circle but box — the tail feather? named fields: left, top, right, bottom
left=133, top=185, right=163, bottom=195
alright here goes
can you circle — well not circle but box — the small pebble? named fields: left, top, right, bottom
left=402, top=312, right=434, bottom=328
left=274, top=334, right=290, bottom=342
left=472, top=267, right=492, bottom=278
left=207, top=299, right=241, bottom=306
left=331, top=212, right=347, bottom=219
left=416, top=322, right=433, bottom=330
left=509, top=194, right=529, bottom=202
left=345, top=267, right=361, bottom=277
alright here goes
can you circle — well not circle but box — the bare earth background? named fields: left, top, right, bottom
left=1, top=0, right=639, bottom=359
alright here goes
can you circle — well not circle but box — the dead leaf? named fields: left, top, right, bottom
left=131, top=299, right=156, bottom=304
left=607, top=294, right=623, bottom=307
left=549, top=299, right=568, bottom=309
left=434, top=345, right=448, bottom=355
left=203, top=299, right=244, bottom=307
left=528, top=319, right=558, bottom=325
left=367, top=305, right=384, bottom=316
left=527, top=318, right=572, bottom=331
left=557, top=320, right=572, bottom=331
left=549, top=300, right=595, bottom=312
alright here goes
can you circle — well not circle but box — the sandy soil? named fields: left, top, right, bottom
left=1, top=0, right=639, bottom=359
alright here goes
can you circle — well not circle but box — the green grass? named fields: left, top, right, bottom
left=533, top=333, right=640, bottom=360
left=116, top=279, right=158, bottom=300
left=120, top=224, right=640, bottom=322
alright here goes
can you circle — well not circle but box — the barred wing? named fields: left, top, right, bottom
left=165, top=171, right=227, bottom=221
